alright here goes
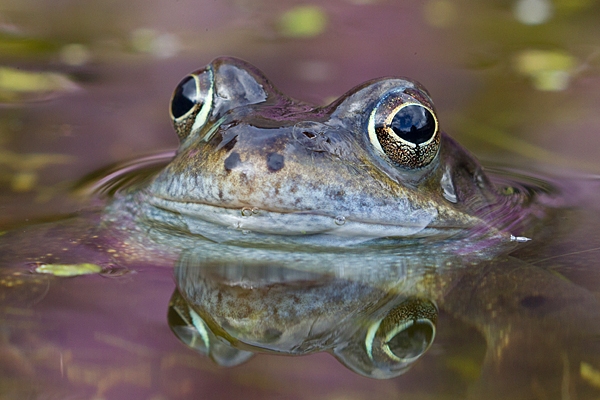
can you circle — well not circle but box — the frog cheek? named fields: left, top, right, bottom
left=170, top=67, right=215, bottom=142
left=333, top=297, right=437, bottom=378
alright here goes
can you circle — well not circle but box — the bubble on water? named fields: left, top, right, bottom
left=241, top=207, right=253, bottom=217
left=334, top=216, right=346, bottom=226
left=252, top=207, right=260, bottom=214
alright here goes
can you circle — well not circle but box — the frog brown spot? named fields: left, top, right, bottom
left=328, top=189, right=345, bottom=201
left=266, top=152, right=284, bottom=172
left=220, top=134, right=238, bottom=152
left=224, top=152, right=241, bottom=171
left=262, top=327, right=283, bottom=342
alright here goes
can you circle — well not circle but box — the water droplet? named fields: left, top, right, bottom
left=252, top=207, right=260, bottom=214
left=334, top=216, right=346, bottom=226
left=475, top=171, right=486, bottom=189
left=441, top=166, right=457, bottom=203
left=511, top=235, right=531, bottom=243
left=241, top=207, right=252, bottom=217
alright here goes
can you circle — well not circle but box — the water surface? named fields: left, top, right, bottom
left=2, top=0, right=600, bottom=399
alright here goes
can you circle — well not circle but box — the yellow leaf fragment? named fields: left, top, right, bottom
left=580, top=362, right=600, bottom=388
left=0, top=67, right=79, bottom=102
left=278, top=5, right=328, bottom=38
left=446, top=355, right=482, bottom=381
left=35, top=263, right=102, bottom=277
left=514, top=49, right=576, bottom=91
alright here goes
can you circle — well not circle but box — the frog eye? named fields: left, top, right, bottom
left=365, top=298, right=437, bottom=366
left=171, top=76, right=198, bottom=119
left=167, top=289, right=254, bottom=367
left=170, top=68, right=214, bottom=141
left=368, top=90, right=440, bottom=169
left=332, top=296, right=437, bottom=378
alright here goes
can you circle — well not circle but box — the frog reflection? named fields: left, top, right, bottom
left=166, top=242, right=600, bottom=395
left=168, top=253, right=438, bottom=379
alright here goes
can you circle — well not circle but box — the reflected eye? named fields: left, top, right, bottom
left=384, top=319, right=435, bottom=361
left=169, top=68, right=214, bottom=141
left=368, top=89, right=440, bottom=169
left=167, top=289, right=254, bottom=367
left=365, top=298, right=437, bottom=364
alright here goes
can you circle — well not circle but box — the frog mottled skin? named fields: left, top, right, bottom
left=122, top=57, right=528, bottom=248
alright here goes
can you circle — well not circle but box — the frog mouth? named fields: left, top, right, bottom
left=143, top=194, right=510, bottom=247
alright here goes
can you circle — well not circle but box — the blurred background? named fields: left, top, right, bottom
left=2, top=1, right=600, bottom=398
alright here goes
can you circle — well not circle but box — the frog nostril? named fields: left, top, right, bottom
left=302, top=131, right=316, bottom=139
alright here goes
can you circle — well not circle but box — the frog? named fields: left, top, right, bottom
left=101, top=56, right=538, bottom=255
left=1, top=56, right=543, bottom=273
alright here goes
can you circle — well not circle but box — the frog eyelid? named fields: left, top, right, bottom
left=190, top=70, right=214, bottom=133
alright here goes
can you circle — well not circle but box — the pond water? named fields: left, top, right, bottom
left=2, top=0, right=600, bottom=399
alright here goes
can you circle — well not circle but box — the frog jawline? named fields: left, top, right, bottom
left=147, top=196, right=485, bottom=247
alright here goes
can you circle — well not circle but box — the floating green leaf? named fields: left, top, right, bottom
left=514, top=49, right=576, bottom=91
left=35, top=263, right=102, bottom=277
left=0, top=67, right=79, bottom=103
left=278, top=5, right=328, bottom=38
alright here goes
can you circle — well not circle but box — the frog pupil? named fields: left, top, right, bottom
left=390, top=105, right=435, bottom=145
left=386, top=321, right=434, bottom=359
left=171, top=76, right=199, bottom=119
